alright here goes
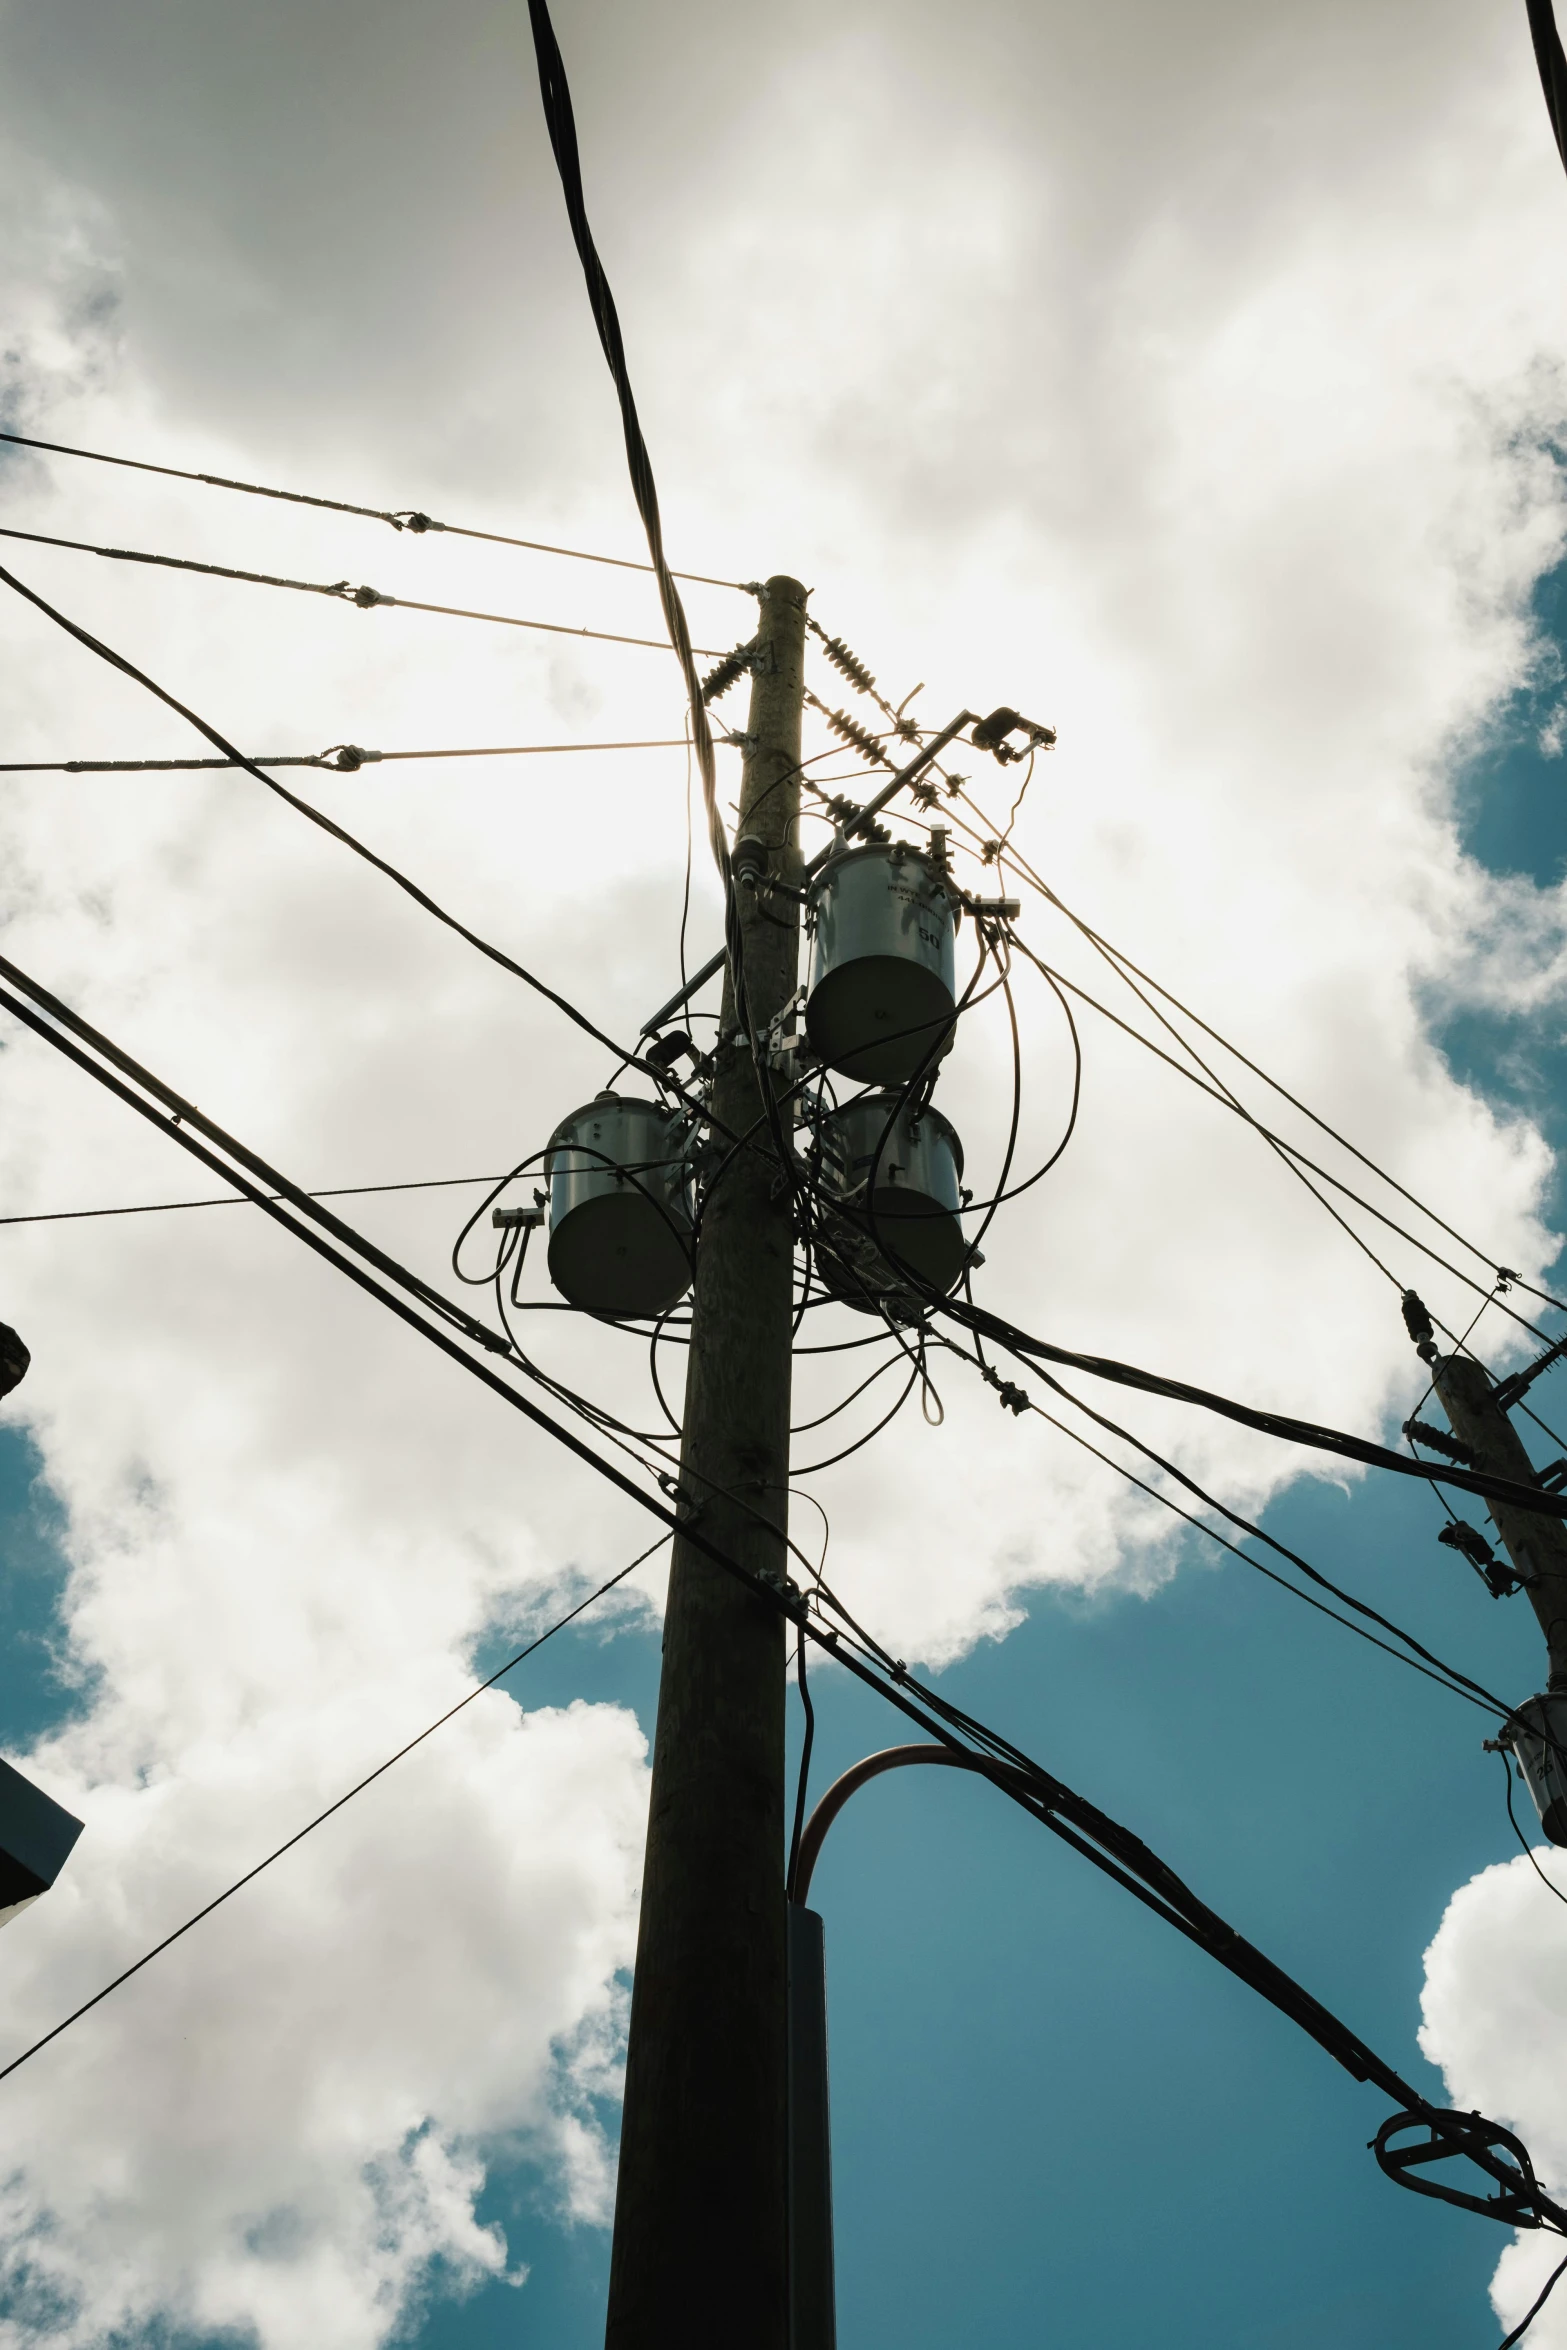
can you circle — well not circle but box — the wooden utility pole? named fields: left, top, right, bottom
left=605, top=575, right=807, bottom=2349
left=1431, top=1351, right=1567, bottom=1687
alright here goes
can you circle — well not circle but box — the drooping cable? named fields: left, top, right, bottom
left=0, top=1529, right=672, bottom=2090
left=1527, top=0, right=1567, bottom=180
left=1498, top=2248, right=1567, bottom=2350
left=0, top=523, right=725, bottom=655
left=0, top=423, right=745, bottom=589
left=939, top=1326, right=1510, bottom=1716
left=936, top=1284, right=1567, bottom=1526
left=1498, top=1747, right=1567, bottom=1911
left=948, top=1326, right=1533, bottom=1732
left=525, top=0, right=734, bottom=893
left=786, top=1628, right=816, bottom=1902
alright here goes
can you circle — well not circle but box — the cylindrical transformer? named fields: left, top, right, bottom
left=544, top=1093, right=696, bottom=1319
left=813, top=1092, right=967, bottom=1316
left=1509, top=1692, right=1567, bottom=1847
left=806, top=843, right=957, bottom=1084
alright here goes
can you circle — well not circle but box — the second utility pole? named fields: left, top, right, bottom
left=605, top=575, right=807, bottom=2350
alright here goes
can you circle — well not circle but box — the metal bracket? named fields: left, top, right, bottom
left=1372, top=2109, right=1561, bottom=2229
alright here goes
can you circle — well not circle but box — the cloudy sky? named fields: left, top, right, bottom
left=0, top=0, right=1566, bottom=2343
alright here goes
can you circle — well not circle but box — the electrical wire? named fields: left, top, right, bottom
left=988, top=833, right=1567, bottom=1320
left=0, top=424, right=745, bottom=589
left=935, top=1281, right=1567, bottom=1527
left=1499, top=2248, right=1567, bottom=2350
left=0, top=556, right=692, bottom=1092
left=0, top=1529, right=672, bottom=2090
left=525, top=0, right=735, bottom=896
left=930, top=1325, right=1522, bottom=1729
left=0, top=738, right=692, bottom=774
left=2, top=941, right=1560, bottom=2253
left=786, top=1626, right=816, bottom=1901
left=1499, top=1747, right=1567, bottom=1911
left=790, top=1356, right=923, bottom=1475
left=0, top=1171, right=505, bottom=1230
left=6, top=658, right=1559, bottom=2237
left=948, top=1323, right=1533, bottom=1731
left=0, top=522, right=726, bottom=655
left=1527, top=0, right=1567, bottom=184
left=1004, top=933, right=1553, bottom=1347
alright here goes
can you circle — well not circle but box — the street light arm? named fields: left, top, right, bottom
left=791, top=1742, right=1032, bottom=1906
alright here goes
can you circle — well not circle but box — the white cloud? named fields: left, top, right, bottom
left=1421, top=1843, right=1567, bottom=2345
left=0, top=0, right=1565, bottom=2338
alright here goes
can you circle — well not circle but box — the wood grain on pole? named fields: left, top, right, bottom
left=605, top=576, right=806, bottom=2348
left=1434, top=1353, right=1567, bottom=1688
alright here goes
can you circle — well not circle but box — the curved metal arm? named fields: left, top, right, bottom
left=792, top=1743, right=1030, bottom=1906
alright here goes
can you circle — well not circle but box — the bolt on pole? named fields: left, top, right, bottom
left=605, top=575, right=807, bottom=2350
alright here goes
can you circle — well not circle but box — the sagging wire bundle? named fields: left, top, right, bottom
left=5, top=902, right=1566, bottom=2318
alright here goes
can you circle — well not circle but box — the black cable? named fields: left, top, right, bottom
left=938, top=1286, right=1567, bottom=1526
left=0, top=1171, right=509, bottom=1230
left=525, top=0, right=734, bottom=894
left=0, top=738, right=692, bottom=775
left=678, top=714, right=695, bottom=996
left=788, top=1346, right=909, bottom=1435
left=790, top=1356, right=922, bottom=1475
left=0, top=1529, right=672, bottom=2090
left=786, top=1627, right=816, bottom=1902
left=931, top=1325, right=1504, bottom=1711
left=0, top=557, right=680, bottom=1087
left=1499, top=2248, right=1567, bottom=2350
left=957, top=1321, right=1532, bottom=1726
left=1499, top=1748, right=1567, bottom=1910
left=0, top=423, right=745, bottom=589
left=0, top=524, right=727, bottom=654
left=1527, top=0, right=1567, bottom=181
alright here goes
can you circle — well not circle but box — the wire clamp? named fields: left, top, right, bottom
left=1372, top=2107, right=1566, bottom=2231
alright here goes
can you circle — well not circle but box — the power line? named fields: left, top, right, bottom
left=0, top=738, right=691, bottom=775
left=0, top=1529, right=673, bottom=2091
left=1, top=934, right=1558, bottom=2256
left=0, top=556, right=687, bottom=1089
left=992, top=835, right=1567, bottom=1320
left=1527, top=0, right=1567, bottom=182
left=943, top=1323, right=1513, bottom=1723
left=0, top=523, right=727, bottom=656
left=0, top=425, right=747, bottom=591
left=526, top=0, right=729, bottom=896
left=0, top=1171, right=504, bottom=1230
left=937, top=1288, right=1567, bottom=1525
left=1006, top=933, right=1553, bottom=1347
